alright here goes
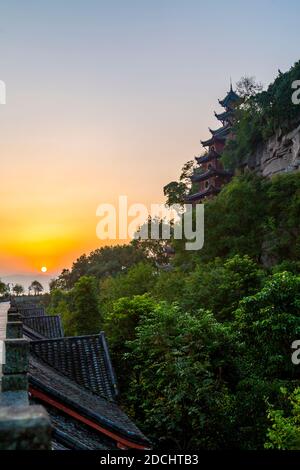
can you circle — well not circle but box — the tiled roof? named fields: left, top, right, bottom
left=196, top=149, right=221, bottom=164
left=29, top=355, right=150, bottom=448
left=31, top=397, right=116, bottom=449
left=186, top=185, right=221, bottom=202
left=30, top=333, right=118, bottom=401
left=209, top=124, right=230, bottom=136
left=201, top=126, right=230, bottom=147
left=9, top=298, right=150, bottom=449
left=218, top=87, right=240, bottom=109
left=18, top=306, right=45, bottom=317
left=51, top=440, right=69, bottom=450
left=214, top=109, right=234, bottom=122
left=191, top=168, right=232, bottom=183
left=23, top=315, right=64, bottom=339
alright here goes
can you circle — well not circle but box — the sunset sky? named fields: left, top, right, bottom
left=0, top=0, right=300, bottom=286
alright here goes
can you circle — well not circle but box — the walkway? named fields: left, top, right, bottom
left=0, top=302, right=9, bottom=372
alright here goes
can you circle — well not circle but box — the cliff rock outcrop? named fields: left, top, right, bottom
left=247, top=123, right=300, bottom=177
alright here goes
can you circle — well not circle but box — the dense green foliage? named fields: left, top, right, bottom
left=44, top=61, right=300, bottom=448
left=46, top=169, right=300, bottom=450
left=222, top=61, right=300, bottom=170
left=126, top=304, right=237, bottom=449
left=265, top=387, right=300, bottom=449
left=48, top=276, right=102, bottom=336
left=177, top=171, right=300, bottom=267
left=163, top=160, right=197, bottom=206
left=182, top=255, right=265, bottom=321
left=50, top=245, right=147, bottom=290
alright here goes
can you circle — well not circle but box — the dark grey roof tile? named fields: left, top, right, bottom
left=23, top=315, right=64, bottom=339
left=30, top=333, right=118, bottom=401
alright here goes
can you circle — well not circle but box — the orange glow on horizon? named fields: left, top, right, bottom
left=0, top=163, right=163, bottom=276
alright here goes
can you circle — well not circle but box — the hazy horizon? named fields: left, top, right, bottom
left=1, top=273, right=52, bottom=292
left=1, top=0, right=300, bottom=281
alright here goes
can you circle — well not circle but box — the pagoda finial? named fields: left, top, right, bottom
left=230, top=77, right=233, bottom=91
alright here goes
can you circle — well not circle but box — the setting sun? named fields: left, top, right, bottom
left=41, top=266, right=48, bottom=273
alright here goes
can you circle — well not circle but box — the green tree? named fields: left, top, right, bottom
left=126, top=303, right=237, bottom=449
left=46, top=288, right=73, bottom=334
left=228, top=271, right=300, bottom=449
left=222, top=61, right=300, bottom=171
left=163, top=180, right=187, bottom=206
left=0, top=280, right=9, bottom=297
left=100, top=262, right=156, bottom=316
left=30, top=280, right=44, bottom=296
left=264, top=172, right=300, bottom=264
left=265, top=387, right=300, bottom=450
left=132, top=217, right=176, bottom=265
left=235, top=271, right=300, bottom=379
left=13, top=284, right=24, bottom=296
left=151, top=269, right=186, bottom=303
left=182, top=255, right=264, bottom=321
left=104, top=294, right=156, bottom=394
left=71, top=276, right=102, bottom=335
left=201, top=173, right=268, bottom=262
left=51, top=245, right=147, bottom=290
left=236, top=76, right=263, bottom=99
left=163, top=160, right=197, bottom=206
left=105, top=294, right=156, bottom=348
left=229, top=271, right=300, bottom=447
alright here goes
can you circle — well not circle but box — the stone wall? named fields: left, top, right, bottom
left=0, top=303, right=51, bottom=449
left=246, top=123, right=300, bottom=177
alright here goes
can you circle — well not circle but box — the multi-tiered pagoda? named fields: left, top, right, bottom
left=186, top=85, right=240, bottom=204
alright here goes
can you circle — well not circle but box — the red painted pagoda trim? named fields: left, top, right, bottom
left=29, top=386, right=149, bottom=450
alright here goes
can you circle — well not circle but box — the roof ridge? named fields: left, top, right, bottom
left=29, top=356, right=150, bottom=447
left=23, top=315, right=64, bottom=339
left=31, top=332, right=103, bottom=343
left=24, top=314, right=61, bottom=319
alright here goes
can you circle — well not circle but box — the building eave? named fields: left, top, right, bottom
left=196, top=149, right=221, bottom=164
left=191, top=168, right=232, bottom=182
left=30, top=385, right=151, bottom=450
left=214, top=109, right=234, bottom=122
left=185, top=186, right=221, bottom=202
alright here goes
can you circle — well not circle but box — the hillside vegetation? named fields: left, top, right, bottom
left=45, top=62, right=300, bottom=449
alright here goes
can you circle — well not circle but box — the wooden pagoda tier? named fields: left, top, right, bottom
left=185, top=185, right=221, bottom=202
left=218, top=85, right=240, bottom=109
left=214, top=109, right=234, bottom=125
left=191, top=167, right=232, bottom=184
left=186, top=149, right=232, bottom=204
left=195, top=148, right=221, bottom=164
left=200, top=124, right=231, bottom=148
left=186, top=85, right=240, bottom=204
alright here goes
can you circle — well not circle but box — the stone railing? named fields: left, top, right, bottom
left=0, top=303, right=51, bottom=449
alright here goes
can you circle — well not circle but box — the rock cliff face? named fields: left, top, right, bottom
left=246, top=123, right=300, bottom=177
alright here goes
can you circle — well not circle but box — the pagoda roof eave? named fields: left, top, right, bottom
left=209, top=124, right=231, bottom=136
left=201, top=136, right=226, bottom=147
left=191, top=168, right=232, bottom=183
left=185, top=186, right=221, bottom=202
left=196, top=149, right=221, bottom=164
left=201, top=125, right=230, bottom=147
left=214, top=109, right=234, bottom=122
left=218, top=88, right=240, bottom=109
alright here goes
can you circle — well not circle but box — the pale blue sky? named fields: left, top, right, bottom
left=1, top=1, right=299, bottom=184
